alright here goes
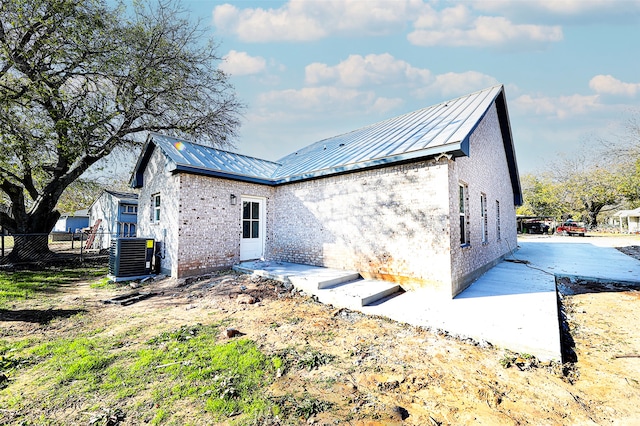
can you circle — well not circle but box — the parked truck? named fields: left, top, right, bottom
left=556, top=220, right=586, bottom=236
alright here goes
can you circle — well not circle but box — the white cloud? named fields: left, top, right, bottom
left=304, top=54, right=497, bottom=100
left=213, top=1, right=567, bottom=49
left=408, top=5, right=563, bottom=48
left=513, top=93, right=601, bottom=119
left=589, top=75, right=640, bottom=97
left=213, top=0, right=424, bottom=42
left=475, top=0, right=640, bottom=23
left=219, top=50, right=266, bottom=76
left=305, top=53, right=431, bottom=87
left=255, top=86, right=402, bottom=116
left=429, top=72, right=499, bottom=97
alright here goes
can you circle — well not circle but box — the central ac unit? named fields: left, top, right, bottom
left=109, top=238, right=155, bottom=281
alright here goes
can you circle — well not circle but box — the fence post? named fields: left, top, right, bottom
left=1, top=226, right=4, bottom=258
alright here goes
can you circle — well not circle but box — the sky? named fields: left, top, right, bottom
left=177, top=0, right=640, bottom=174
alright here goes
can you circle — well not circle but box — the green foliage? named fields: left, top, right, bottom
left=150, top=408, right=168, bottom=425
left=89, top=277, right=116, bottom=289
left=0, top=0, right=242, bottom=256
left=617, top=157, right=640, bottom=208
left=31, top=337, right=115, bottom=385
left=518, top=174, right=565, bottom=218
left=56, top=178, right=104, bottom=214
left=275, top=346, right=336, bottom=373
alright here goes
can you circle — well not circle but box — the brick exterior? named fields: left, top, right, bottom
left=137, top=102, right=517, bottom=296
left=270, top=160, right=452, bottom=292
left=137, top=148, right=277, bottom=278
left=175, top=175, right=274, bottom=277
left=448, top=103, right=518, bottom=296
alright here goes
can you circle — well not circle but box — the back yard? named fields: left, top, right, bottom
left=1, top=238, right=639, bottom=425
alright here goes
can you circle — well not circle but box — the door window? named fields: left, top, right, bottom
left=243, top=201, right=260, bottom=239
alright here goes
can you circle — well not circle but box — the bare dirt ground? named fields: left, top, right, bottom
left=1, top=237, right=640, bottom=425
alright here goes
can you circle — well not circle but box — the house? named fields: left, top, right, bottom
left=51, top=209, right=90, bottom=241
left=87, top=190, right=139, bottom=249
left=52, top=209, right=89, bottom=233
left=131, top=85, right=522, bottom=298
left=612, top=208, right=640, bottom=233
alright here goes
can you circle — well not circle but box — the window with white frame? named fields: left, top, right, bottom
left=496, top=200, right=501, bottom=241
left=459, top=184, right=469, bottom=245
left=481, top=193, right=488, bottom=243
left=123, top=204, right=138, bottom=214
left=152, top=194, right=161, bottom=223
left=119, top=222, right=136, bottom=237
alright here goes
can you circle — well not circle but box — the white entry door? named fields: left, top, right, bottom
left=240, top=197, right=265, bottom=260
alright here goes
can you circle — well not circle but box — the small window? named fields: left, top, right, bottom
left=481, top=193, right=488, bottom=243
left=459, top=184, right=469, bottom=245
left=496, top=200, right=501, bottom=241
left=120, top=222, right=136, bottom=237
left=125, top=205, right=138, bottom=214
left=152, top=194, right=161, bottom=223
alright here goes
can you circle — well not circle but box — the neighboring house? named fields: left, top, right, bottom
left=612, top=208, right=640, bottom=233
left=87, top=190, right=139, bottom=249
left=51, top=209, right=90, bottom=241
left=52, top=209, right=90, bottom=233
left=131, top=85, right=522, bottom=298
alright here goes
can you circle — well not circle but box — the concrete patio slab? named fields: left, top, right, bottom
left=513, top=236, right=640, bottom=285
left=235, top=237, right=640, bottom=362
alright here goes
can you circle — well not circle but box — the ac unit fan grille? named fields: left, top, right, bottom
left=109, top=238, right=153, bottom=277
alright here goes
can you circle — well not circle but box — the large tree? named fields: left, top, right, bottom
left=0, top=0, right=242, bottom=260
left=606, top=113, right=640, bottom=208
left=516, top=173, right=566, bottom=218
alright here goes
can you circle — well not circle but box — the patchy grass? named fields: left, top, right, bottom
left=0, top=266, right=107, bottom=307
left=1, top=321, right=281, bottom=424
left=89, top=276, right=117, bottom=289
left=272, top=393, right=335, bottom=421
left=275, top=346, right=336, bottom=373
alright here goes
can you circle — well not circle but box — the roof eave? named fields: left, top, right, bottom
left=274, top=142, right=467, bottom=185
left=494, top=89, right=523, bottom=206
left=172, top=164, right=277, bottom=186
left=130, top=135, right=156, bottom=189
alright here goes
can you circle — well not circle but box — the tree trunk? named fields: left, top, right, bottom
left=584, top=202, right=605, bottom=229
left=7, top=234, right=54, bottom=262
left=4, top=210, right=60, bottom=263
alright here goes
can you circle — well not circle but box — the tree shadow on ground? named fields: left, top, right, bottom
left=0, top=308, right=87, bottom=324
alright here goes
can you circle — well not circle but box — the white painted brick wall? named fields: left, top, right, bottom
left=270, top=160, right=453, bottom=292
left=137, top=150, right=276, bottom=277
left=137, top=148, right=180, bottom=276
left=175, top=175, right=274, bottom=277
left=138, top=103, right=519, bottom=296
left=448, top=103, right=518, bottom=295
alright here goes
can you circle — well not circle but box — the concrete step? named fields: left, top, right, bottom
left=234, top=260, right=402, bottom=309
left=331, top=279, right=403, bottom=306
left=291, top=276, right=402, bottom=309
left=233, top=261, right=358, bottom=285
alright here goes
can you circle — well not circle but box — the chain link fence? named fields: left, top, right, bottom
left=0, top=231, right=116, bottom=267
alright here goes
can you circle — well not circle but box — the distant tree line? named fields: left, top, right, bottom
left=517, top=115, right=640, bottom=229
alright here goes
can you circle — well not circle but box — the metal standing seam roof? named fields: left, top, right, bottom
left=273, top=85, right=503, bottom=181
left=131, top=85, right=520, bottom=202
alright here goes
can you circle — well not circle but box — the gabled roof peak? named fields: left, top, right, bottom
left=131, top=85, right=520, bottom=205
